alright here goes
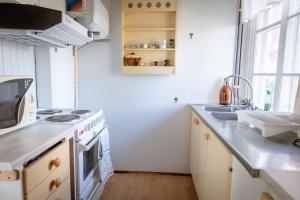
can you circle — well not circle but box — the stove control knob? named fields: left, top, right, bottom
left=80, top=129, right=85, bottom=136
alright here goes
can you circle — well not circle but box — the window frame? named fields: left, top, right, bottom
left=242, top=0, right=300, bottom=112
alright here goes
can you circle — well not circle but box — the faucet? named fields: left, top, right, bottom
left=224, top=75, right=255, bottom=110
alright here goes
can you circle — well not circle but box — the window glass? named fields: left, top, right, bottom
left=254, top=26, right=281, bottom=73
left=278, top=76, right=299, bottom=112
left=283, top=16, right=300, bottom=73
left=256, top=2, right=283, bottom=30
left=289, top=0, right=300, bottom=16
left=252, top=76, right=276, bottom=110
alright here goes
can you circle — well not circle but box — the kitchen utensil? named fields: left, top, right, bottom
left=159, top=40, right=167, bottom=49
left=169, top=39, right=175, bottom=48
left=164, top=59, right=170, bottom=66
left=219, top=80, right=232, bottom=105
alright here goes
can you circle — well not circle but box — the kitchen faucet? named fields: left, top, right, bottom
left=224, top=74, right=255, bottom=110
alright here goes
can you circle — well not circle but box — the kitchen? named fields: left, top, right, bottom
left=0, top=0, right=299, bottom=200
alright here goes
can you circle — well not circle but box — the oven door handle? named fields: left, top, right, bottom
left=78, top=133, right=101, bottom=152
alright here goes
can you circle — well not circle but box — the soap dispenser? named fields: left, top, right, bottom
left=219, top=80, right=232, bottom=105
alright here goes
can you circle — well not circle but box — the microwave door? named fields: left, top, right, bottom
left=0, top=78, right=33, bottom=129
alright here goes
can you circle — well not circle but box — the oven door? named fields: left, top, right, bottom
left=77, top=133, right=102, bottom=199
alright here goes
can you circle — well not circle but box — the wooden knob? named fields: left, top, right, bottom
left=56, top=198, right=62, bottom=200
left=193, top=118, right=200, bottom=125
left=204, top=133, right=210, bottom=140
left=50, top=158, right=61, bottom=168
left=50, top=178, right=62, bottom=190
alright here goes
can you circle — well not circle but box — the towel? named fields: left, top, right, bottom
left=99, top=128, right=114, bottom=183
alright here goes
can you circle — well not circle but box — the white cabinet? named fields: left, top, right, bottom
left=13, top=0, right=65, bottom=11
left=190, top=111, right=233, bottom=200
left=35, top=47, right=76, bottom=109
left=231, top=157, right=287, bottom=200
left=204, top=132, right=232, bottom=200
left=190, top=112, right=208, bottom=197
left=38, top=0, right=65, bottom=11
left=13, top=0, right=38, bottom=5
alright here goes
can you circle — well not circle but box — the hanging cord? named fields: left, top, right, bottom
left=293, top=139, right=300, bottom=148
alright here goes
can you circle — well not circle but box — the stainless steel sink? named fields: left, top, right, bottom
left=204, top=106, right=235, bottom=112
left=209, top=112, right=238, bottom=121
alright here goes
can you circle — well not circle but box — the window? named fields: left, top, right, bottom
left=241, top=0, right=300, bottom=112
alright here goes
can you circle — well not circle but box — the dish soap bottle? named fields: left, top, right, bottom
left=264, top=89, right=272, bottom=111
left=219, top=80, right=232, bottom=105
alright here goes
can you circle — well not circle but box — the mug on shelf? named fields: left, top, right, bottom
left=159, top=40, right=167, bottom=49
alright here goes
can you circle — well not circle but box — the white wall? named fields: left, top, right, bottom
left=0, top=40, right=35, bottom=76
left=78, top=0, right=238, bottom=173
left=35, top=47, right=76, bottom=109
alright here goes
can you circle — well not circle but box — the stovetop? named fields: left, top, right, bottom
left=36, top=108, right=106, bottom=141
left=36, top=109, right=95, bottom=124
left=45, top=114, right=81, bottom=123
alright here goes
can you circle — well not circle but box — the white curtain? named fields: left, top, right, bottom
left=242, top=0, right=282, bottom=23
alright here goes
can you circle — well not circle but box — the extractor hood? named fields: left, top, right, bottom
left=0, top=3, right=93, bottom=47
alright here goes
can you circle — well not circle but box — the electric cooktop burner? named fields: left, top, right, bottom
left=45, top=114, right=81, bottom=123
left=37, top=109, right=63, bottom=115
left=71, top=110, right=91, bottom=115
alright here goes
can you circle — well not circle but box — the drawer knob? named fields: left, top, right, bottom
left=56, top=198, right=62, bottom=200
left=50, top=178, right=62, bottom=190
left=193, top=118, right=200, bottom=125
left=50, top=158, right=61, bottom=168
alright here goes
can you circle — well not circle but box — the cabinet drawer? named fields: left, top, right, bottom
left=48, top=178, right=71, bottom=200
left=23, top=140, right=70, bottom=193
left=24, top=161, right=70, bottom=200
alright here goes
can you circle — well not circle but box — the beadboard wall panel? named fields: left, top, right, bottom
left=0, top=40, right=35, bottom=76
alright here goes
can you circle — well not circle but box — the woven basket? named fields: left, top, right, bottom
left=123, top=57, right=141, bottom=66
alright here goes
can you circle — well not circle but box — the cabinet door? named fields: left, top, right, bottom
left=15, top=0, right=38, bottom=5
left=38, top=0, right=66, bottom=11
left=204, top=131, right=233, bottom=200
left=190, top=112, right=208, bottom=198
left=190, top=112, right=202, bottom=196
left=261, top=193, right=274, bottom=200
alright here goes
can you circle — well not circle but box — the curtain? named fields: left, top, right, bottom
left=241, top=0, right=282, bottom=23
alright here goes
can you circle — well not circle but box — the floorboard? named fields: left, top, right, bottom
left=100, top=173, right=198, bottom=200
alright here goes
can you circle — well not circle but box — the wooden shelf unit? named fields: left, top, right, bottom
left=123, top=48, right=175, bottom=51
left=123, top=27, right=176, bottom=31
left=122, top=0, right=177, bottom=75
left=122, top=66, right=175, bottom=75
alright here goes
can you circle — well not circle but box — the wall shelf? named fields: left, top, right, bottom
left=122, top=0, right=177, bottom=76
left=123, top=28, right=176, bottom=31
left=123, top=48, right=175, bottom=51
left=122, top=66, right=175, bottom=75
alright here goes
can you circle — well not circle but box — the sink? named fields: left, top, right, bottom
left=204, top=106, right=235, bottom=112
left=209, top=112, right=238, bottom=121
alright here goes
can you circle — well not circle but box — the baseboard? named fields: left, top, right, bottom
left=114, top=170, right=191, bottom=176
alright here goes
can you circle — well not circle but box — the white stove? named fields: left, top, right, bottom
left=36, top=108, right=113, bottom=200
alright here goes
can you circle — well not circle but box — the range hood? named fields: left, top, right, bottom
left=0, top=3, right=93, bottom=47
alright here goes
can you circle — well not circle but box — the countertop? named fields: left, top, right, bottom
left=0, top=123, right=75, bottom=171
left=191, top=104, right=300, bottom=200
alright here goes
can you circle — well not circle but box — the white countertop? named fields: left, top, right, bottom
left=0, top=123, right=75, bottom=171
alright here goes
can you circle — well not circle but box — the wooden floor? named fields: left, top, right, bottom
left=100, top=173, right=198, bottom=200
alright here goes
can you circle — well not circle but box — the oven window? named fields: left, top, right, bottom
left=83, top=142, right=99, bottom=180
left=0, top=79, right=33, bottom=129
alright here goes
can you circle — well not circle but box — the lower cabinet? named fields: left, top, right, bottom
left=23, top=140, right=71, bottom=200
left=231, top=157, right=286, bottom=200
left=190, top=111, right=233, bottom=200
